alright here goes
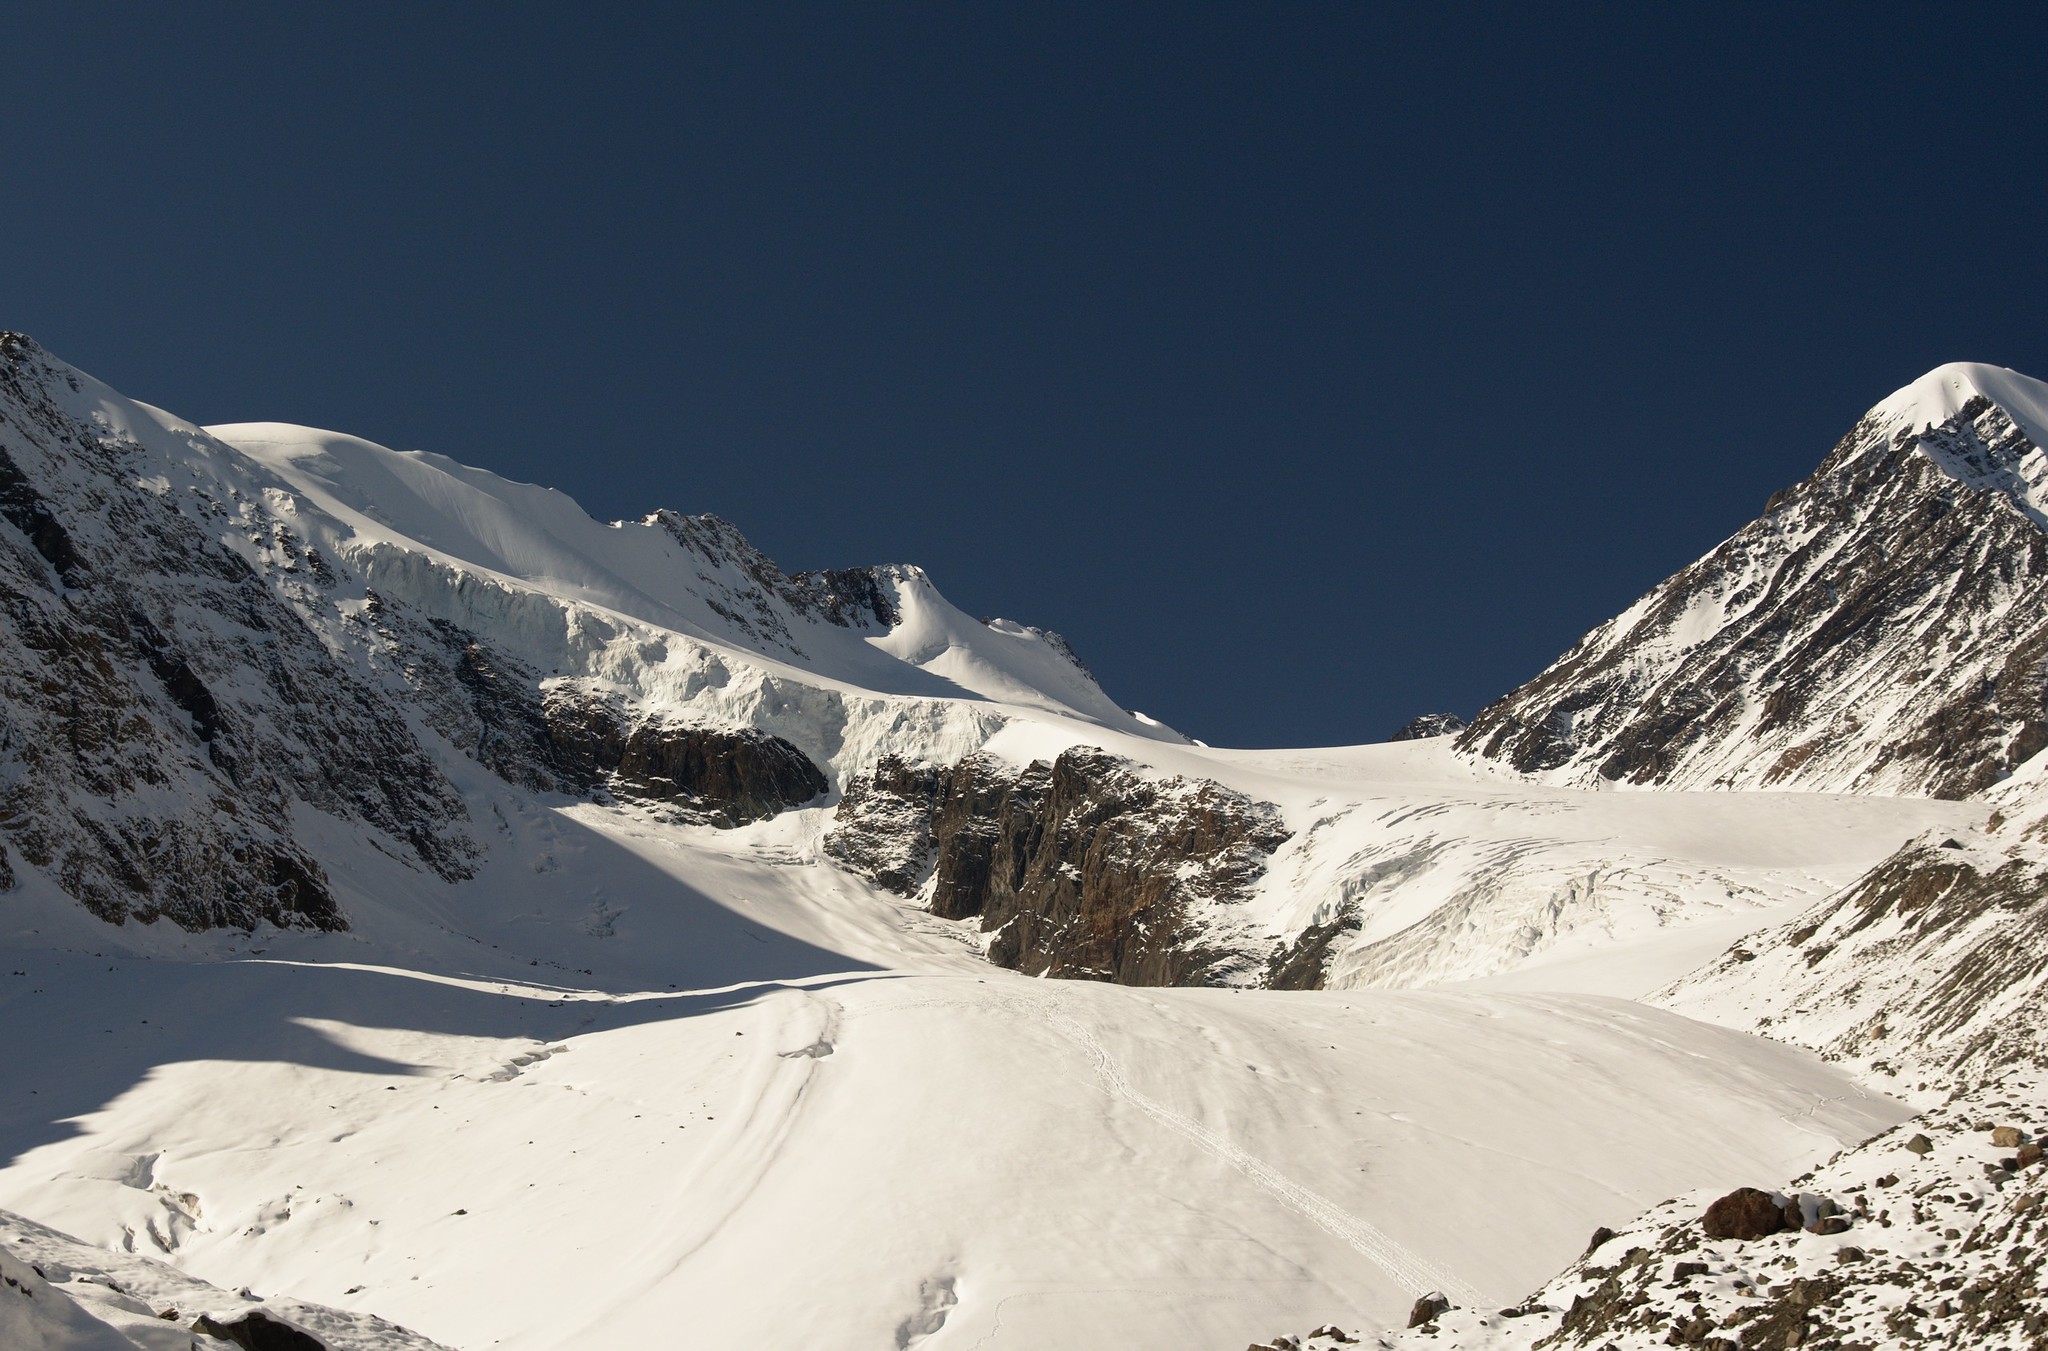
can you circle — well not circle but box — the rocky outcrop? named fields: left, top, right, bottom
left=651, top=511, right=898, bottom=658
left=542, top=686, right=826, bottom=826
left=826, top=747, right=1290, bottom=985
left=1699, top=1187, right=1791, bottom=1241
left=1264, top=904, right=1362, bottom=990
left=192, top=1309, right=327, bottom=1350
left=1390, top=713, right=1465, bottom=741
left=1461, top=369, right=2048, bottom=798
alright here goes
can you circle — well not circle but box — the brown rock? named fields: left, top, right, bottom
left=190, top=1311, right=326, bottom=1351
left=1407, top=1293, right=1451, bottom=1327
left=1702, top=1187, right=1790, bottom=1240
left=2017, top=1141, right=2043, bottom=1166
left=1905, top=1133, right=1934, bottom=1155
left=1992, top=1125, right=2025, bottom=1148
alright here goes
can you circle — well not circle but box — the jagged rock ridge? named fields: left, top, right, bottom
left=1390, top=713, right=1466, bottom=742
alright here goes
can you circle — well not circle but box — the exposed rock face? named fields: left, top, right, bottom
left=826, top=747, right=1290, bottom=985
left=652, top=511, right=899, bottom=656
left=541, top=686, right=826, bottom=826
left=192, top=1309, right=327, bottom=1350
left=1264, top=905, right=1362, bottom=991
left=1390, top=713, right=1466, bottom=741
left=0, top=334, right=484, bottom=931
left=1461, top=368, right=2048, bottom=798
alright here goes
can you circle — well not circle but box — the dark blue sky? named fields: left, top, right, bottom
left=7, top=5, right=2045, bottom=746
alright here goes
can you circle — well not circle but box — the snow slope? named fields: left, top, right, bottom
left=0, top=921, right=1905, bottom=1350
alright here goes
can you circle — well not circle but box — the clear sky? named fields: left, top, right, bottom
left=6, top=4, right=2045, bottom=746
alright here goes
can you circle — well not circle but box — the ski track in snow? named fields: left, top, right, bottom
left=870, top=986, right=1484, bottom=1311
left=1031, top=989, right=1487, bottom=1309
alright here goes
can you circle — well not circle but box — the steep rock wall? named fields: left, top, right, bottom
left=826, top=747, right=1289, bottom=985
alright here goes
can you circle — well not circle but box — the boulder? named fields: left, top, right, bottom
left=1905, top=1133, right=1934, bottom=1155
left=191, top=1311, right=327, bottom=1350
left=1407, top=1293, right=1451, bottom=1328
left=1991, top=1125, right=2025, bottom=1148
left=1702, top=1187, right=1790, bottom=1240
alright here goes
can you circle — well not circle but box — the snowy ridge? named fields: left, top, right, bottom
left=209, top=419, right=1159, bottom=753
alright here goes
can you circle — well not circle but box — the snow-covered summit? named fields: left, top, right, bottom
left=1870, top=360, right=2048, bottom=446
left=1864, top=361, right=2048, bottom=526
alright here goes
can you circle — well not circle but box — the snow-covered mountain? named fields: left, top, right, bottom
left=0, top=332, right=1967, bottom=992
left=4, top=333, right=2046, bottom=1350
left=1460, top=362, right=2048, bottom=798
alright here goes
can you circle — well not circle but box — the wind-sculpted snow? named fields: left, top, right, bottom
left=1462, top=362, right=2048, bottom=799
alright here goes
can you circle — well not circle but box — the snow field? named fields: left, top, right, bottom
left=0, top=942, right=1905, bottom=1350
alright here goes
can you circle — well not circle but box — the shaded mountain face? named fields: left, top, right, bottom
left=0, top=336, right=954, bottom=930
left=0, top=337, right=468, bottom=930
left=1460, top=364, right=2048, bottom=799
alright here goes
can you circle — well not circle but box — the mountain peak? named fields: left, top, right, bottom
left=1872, top=361, right=2048, bottom=445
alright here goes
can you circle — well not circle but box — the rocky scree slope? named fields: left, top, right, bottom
left=1460, top=363, right=2048, bottom=799
left=1255, top=1067, right=2048, bottom=1351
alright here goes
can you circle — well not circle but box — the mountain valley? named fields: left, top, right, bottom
left=3, top=333, right=2045, bottom=1350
